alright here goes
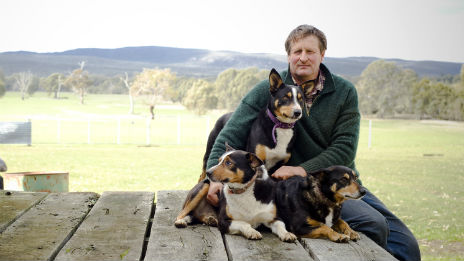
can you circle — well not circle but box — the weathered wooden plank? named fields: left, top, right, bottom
left=225, top=231, right=313, bottom=261
left=0, top=190, right=48, bottom=233
left=0, top=192, right=99, bottom=261
left=55, top=191, right=154, bottom=261
left=148, top=225, right=227, bottom=261
left=145, top=190, right=228, bottom=261
left=151, top=190, right=187, bottom=227
left=300, top=233, right=399, bottom=261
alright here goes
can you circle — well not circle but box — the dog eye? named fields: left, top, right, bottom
left=225, top=160, right=232, bottom=166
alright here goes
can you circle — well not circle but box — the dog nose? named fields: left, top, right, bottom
left=206, top=169, right=212, bottom=178
left=359, top=187, right=367, bottom=196
left=294, top=109, right=302, bottom=118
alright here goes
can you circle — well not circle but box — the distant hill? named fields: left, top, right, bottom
left=0, top=46, right=461, bottom=78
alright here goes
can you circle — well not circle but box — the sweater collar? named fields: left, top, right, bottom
left=284, top=63, right=335, bottom=95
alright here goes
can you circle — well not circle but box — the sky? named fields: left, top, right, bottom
left=1, top=0, right=464, bottom=63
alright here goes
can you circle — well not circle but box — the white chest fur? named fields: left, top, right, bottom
left=224, top=185, right=276, bottom=228
left=265, top=128, right=293, bottom=170
left=325, top=208, right=334, bottom=227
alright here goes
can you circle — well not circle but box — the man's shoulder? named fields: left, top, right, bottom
left=332, top=74, right=355, bottom=89
left=321, top=64, right=355, bottom=92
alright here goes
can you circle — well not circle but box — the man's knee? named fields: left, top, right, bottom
left=341, top=200, right=389, bottom=248
left=356, top=214, right=389, bottom=248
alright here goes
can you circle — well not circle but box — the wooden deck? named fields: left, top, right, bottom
left=0, top=190, right=398, bottom=261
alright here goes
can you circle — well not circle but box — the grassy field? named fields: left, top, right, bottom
left=1, top=92, right=463, bottom=260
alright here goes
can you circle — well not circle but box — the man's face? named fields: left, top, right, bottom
left=287, top=35, right=325, bottom=84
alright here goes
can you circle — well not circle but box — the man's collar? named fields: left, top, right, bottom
left=284, top=63, right=334, bottom=94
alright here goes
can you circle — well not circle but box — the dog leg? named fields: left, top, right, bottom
left=304, top=218, right=349, bottom=243
left=174, top=215, right=193, bottom=228
left=229, top=220, right=262, bottom=240
left=333, top=218, right=360, bottom=241
left=175, top=182, right=210, bottom=228
left=268, top=220, right=297, bottom=242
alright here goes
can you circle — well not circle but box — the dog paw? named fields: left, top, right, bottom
left=280, top=232, right=297, bottom=243
left=348, top=230, right=360, bottom=241
left=174, top=219, right=187, bottom=228
left=244, top=229, right=262, bottom=240
left=204, top=216, right=218, bottom=227
left=337, top=234, right=350, bottom=243
left=330, top=233, right=349, bottom=243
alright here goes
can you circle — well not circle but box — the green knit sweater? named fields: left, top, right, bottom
left=206, top=64, right=361, bottom=180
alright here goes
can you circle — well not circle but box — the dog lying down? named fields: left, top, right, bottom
left=175, top=147, right=365, bottom=243
left=176, top=145, right=297, bottom=242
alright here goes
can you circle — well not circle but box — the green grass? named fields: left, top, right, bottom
left=1, top=92, right=464, bottom=260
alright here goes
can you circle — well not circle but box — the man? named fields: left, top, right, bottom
left=205, top=25, right=420, bottom=261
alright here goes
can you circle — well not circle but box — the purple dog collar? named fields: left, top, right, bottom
left=266, top=108, right=295, bottom=144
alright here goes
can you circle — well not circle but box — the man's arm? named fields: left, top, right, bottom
left=299, top=84, right=360, bottom=173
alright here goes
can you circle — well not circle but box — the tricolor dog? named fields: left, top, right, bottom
left=198, top=68, right=314, bottom=181
left=207, top=145, right=296, bottom=242
left=275, top=165, right=366, bottom=242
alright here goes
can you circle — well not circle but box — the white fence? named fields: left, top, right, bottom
left=3, top=115, right=212, bottom=145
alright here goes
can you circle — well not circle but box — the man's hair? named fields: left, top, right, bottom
left=285, top=25, right=327, bottom=55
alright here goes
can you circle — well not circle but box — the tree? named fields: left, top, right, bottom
left=356, top=60, right=417, bottom=117
left=460, top=64, right=464, bottom=87
left=166, top=77, right=197, bottom=103
left=214, top=67, right=267, bottom=110
left=120, top=72, right=135, bottom=114
left=0, top=70, right=5, bottom=98
left=65, top=67, right=91, bottom=104
left=42, top=73, right=66, bottom=98
left=412, top=78, right=462, bottom=120
left=28, top=76, right=40, bottom=96
left=182, top=79, right=218, bottom=115
left=131, top=68, right=175, bottom=119
left=13, top=71, right=33, bottom=100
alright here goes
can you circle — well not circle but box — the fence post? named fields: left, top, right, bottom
left=177, top=115, right=181, bottom=145
left=57, top=118, right=61, bottom=144
left=27, top=118, right=31, bottom=146
left=87, top=119, right=91, bottom=144
left=117, top=118, right=121, bottom=145
left=368, top=119, right=372, bottom=149
left=146, top=118, right=151, bottom=146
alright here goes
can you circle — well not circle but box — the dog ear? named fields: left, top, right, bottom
left=307, top=168, right=329, bottom=181
left=300, top=80, right=316, bottom=98
left=269, top=68, right=284, bottom=94
left=246, top=152, right=263, bottom=169
left=225, top=142, right=235, bottom=152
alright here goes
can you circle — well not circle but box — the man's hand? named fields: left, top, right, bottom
left=271, top=166, right=307, bottom=180
left=207, top=181, right=223, bottom=207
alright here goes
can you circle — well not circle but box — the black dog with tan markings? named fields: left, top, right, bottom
left=275, top=165, right=366, bottom=242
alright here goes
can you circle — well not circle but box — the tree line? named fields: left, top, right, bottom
left=1, top=60, right=463, bottom=121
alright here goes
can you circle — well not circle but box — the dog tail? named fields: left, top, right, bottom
left=198, top=112, right=233, bottom=182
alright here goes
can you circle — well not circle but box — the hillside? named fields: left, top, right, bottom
left=0, top=46, right=461, bottom=78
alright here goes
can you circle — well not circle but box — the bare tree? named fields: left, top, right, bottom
left=79, top=61, right=86, bottom=70
left=120, top=72, right=135, bottom=114
left=14, top=72, right=33, bottom=100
